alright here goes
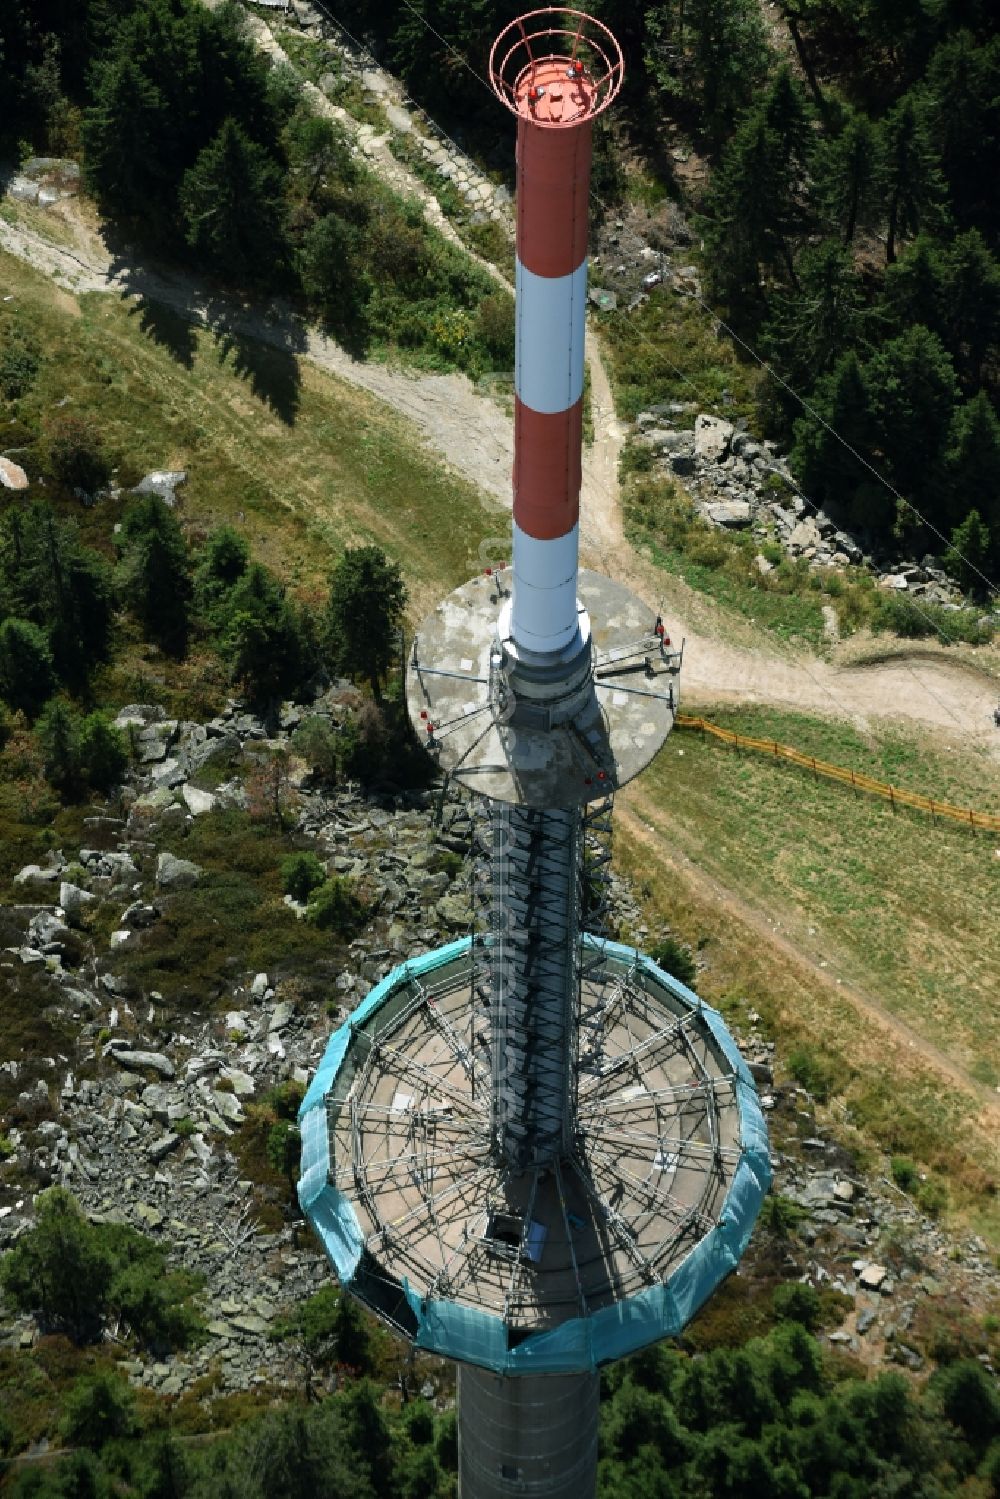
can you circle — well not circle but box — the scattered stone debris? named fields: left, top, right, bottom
left=6, top=157, right=80, bottom=207
left=2, top=681, right=997, bottom=1407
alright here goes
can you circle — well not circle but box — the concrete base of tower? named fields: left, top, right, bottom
left=407, top=568, right=682, bottom=810
left=458, top=1366, right=600, bottom=1499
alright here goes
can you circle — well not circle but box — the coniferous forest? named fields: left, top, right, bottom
left=328, top=0, right=1000, bottom=583
left=2, top=0, right=998, bottom=576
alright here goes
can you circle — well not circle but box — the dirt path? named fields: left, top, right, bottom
left=618, top=795, right=1000, bottom=1124
left=4, top=203, right=997, bottom=748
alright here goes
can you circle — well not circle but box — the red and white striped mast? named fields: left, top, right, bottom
left=491, top=9, right=624, bottom=686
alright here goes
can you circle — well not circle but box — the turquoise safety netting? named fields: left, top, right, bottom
left=298, top=935, right=770, bottom=1374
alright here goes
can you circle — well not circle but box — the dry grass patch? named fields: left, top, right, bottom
left=615, top=705, right=1000, bottom=1243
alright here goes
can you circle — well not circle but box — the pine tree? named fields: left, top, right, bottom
left=924, top=31, right=1000, bottom=240
left=946, top=392, right=1000, bottom=545
left=867, top=325, right=960, bottom=520
left=815, top=108, right=884, bottom=245
left=117, top=496, right=192, bottom=657
left=791, top=353, right=887, bottom=531
left=326, top=546, right=407, bottom=700
left=940, top=230, right=1000, bottom=389
left=180, top=117, right=287, bottom=285
left=0, top=618, right=56, bottom=719
left=882, top=90, right=950, bottom=264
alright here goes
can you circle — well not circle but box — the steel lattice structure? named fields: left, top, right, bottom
left=300, top=11, right=770, bottom=1497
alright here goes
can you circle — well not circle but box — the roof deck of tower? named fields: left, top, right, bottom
left=300, top=937, right=767, bottom=1373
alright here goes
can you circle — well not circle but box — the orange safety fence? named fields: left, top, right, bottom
left=673, top=714, right=1000, bottom=834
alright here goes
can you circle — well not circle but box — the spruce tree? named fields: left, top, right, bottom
left=0, top=504, right=113, bottom=692
left=117, top=495, right=192, bottom=657
left=219, top=563, right=309, bottom=702
left=326, top=546, right=406, bottom=700
left=762, top=240, right=866, bottom=396
left=180, top=118, right=287, bottom=286
left=944, top=509, right=992, bottom=594
left=882, top=90, right=950, bottom=264
left=940, top=230, right=1000, bottom=389
left=0, top=618, right=56, bottom=719
left=81, top=53, right=168, bottom=219
left=815, top=108, right=884, bottom=245
left=791, top=353, right=887, bottom=531
left=924, top=31, right=1000, bottom=240
left=880, top=236, right=948, bottom=346
left=36, top=699, right=82, bottom=792
left=867, top=325, right=960, bottom=520
left=946, top=392, right=1000, bottom=545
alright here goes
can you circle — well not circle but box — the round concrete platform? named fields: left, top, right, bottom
left=406, top=570, right=681, bottom=809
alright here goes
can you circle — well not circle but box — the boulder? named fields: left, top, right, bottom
left=693, top=414, right=733, bottom=462
left=789, top=517, right=821, bottom=553
left=858, top=1263, right=889, bottom=1292
left=181, top=785, right=217, bottom=816
left=0, top=457, right=29, bottom=491
left=156, top=852, right=202, bottom=891
left=14, top=864, right=60, bottom=887
left=267, top=1001, right=295, bottom=1034
left=220, top=1067, right=255, bottom=1098
left=211, top=1088, right=244, bottom=1125
left=148, top=1133, right=180, bottom=1163
left=60, top=882, right=96, bottom=925
left=133, top=471, right=187, bottom=507
left=250, top=972, right=270, bottom=1000
left=108, top=1048, right=176, bottom=1080
left=705, top=500, right=752, bottom=529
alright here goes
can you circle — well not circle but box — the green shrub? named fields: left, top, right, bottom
left=787, top=1045, right=840, bottom=1103
left=772, top=1281, right=822, bottom=1331
left=916, top=1177, right=948, bottom=1218
left=60, top=1372, right=136, bottom=1450
left=281, top=850, right=326, bottom=903
left=265, top=1120, right=300, bottom=1184
left=891, top=1155, right=919, bottom=1191
left=646, top=935, right=698, bottom=988
left=0, top=1187, right=112, bottom=1340
left=0, top=1188, right=202, bottom=1350
left=78, top=713, right=128, bottom=791
left=292, top=715, right=340, bottom=780
left=44, top=412, right=111, bottom=495
left=307, top=876, right=363, bottom=934
left=0, top=618, right=56, bottom=719
left=274, top=1285, right=373, bottom=1370
left=757, top=1194, right=807, bottom=1239
left=0, top=335, right=40, bottom=400
left=872, top=593, right=993, bottom=645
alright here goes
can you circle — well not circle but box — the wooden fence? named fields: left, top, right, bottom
left=673, top=715, right=1000, bottom=833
